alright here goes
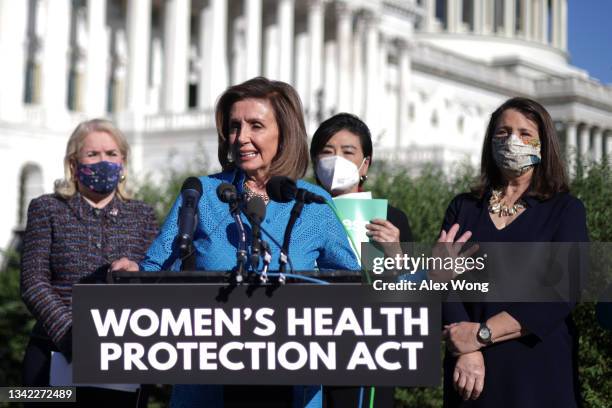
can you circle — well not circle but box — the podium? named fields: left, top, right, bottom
left=72, top=272, right=441, bottom=387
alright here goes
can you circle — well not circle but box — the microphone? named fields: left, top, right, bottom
left=266, top=176, right=327, bottom=204
left=178, top=177, right=203, bottom=270
left=216, top=182, right=247, bottom=283
left=245, top=197, right=266, bottom=271
left=216, top=183, right=240, bottom=209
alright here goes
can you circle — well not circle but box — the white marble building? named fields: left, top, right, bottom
left=1, top=0, right=612, bottom=258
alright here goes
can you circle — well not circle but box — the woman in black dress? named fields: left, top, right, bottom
left=440, top=97, right=587, bottom=407
left=310, top=112, right=413, bottom=407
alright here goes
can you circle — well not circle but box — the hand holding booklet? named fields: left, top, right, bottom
left=333, top=192, right=388, bottom=258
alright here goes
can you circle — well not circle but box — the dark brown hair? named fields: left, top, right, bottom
left=473, top=97, right=569, bottom=200
left=310, top=113, right=373, bottom=162
left=215, top=77, right=309, bottom=180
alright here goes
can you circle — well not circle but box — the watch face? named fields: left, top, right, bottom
left=478, top=327, right=491, bottom=341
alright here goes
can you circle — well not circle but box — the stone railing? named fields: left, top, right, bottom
left=411, top=43, right=536, bottom=96
left=535, top=77, right=612, bottom=110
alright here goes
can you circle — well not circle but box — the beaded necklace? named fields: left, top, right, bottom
left=488, top=189, right=526, bottom=216
left=243, top=182, right=269, bottom=204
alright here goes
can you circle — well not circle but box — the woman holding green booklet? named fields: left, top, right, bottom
left=310, top=113, right=413, bottom=247
left=310, top=112, right=413, bottom=407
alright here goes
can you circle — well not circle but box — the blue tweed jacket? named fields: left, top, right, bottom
left=140, top=170, right=360, bottom=408
left=140, top=170, right=360, bottom=273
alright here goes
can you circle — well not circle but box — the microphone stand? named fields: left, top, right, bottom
left=279, top=190, right=308, bottom=284
left=259, top=240, right=272, bottom=284
left=180, top=243, right=196, bottom=271
left=230, top=200, right=247, bottom=284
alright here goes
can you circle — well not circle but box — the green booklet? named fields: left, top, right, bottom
left=333, top=195, right=388, bottom=259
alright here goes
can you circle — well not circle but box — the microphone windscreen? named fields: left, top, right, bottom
left=246, top=196, right=267, bottom=223
left=266, top=176, right=296, bottom=202
left=181, top=176, right=203, bottom=194
left=216, top=182, right=237, bottom=203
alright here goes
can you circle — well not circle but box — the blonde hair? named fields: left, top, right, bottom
left=54, top=119, right=132, bottom=199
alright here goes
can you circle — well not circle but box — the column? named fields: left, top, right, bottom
left=520, top=0, right=531, bottom=39
left=504, top=0, right=516, bottom=37
left=307, top=0, right=324, bottom=123
left=111, top=30, right=128, bottom=113
left=231, top=16, right=247, bottom=84
left=578, top=124, right=590, bottom=166
left=294, top=31, right=309, bottom=102
left=278, top=0, right=294, bottom=83
left=264, top=23, right=279, bottom=79
left=149, top=37, right=163, bottom=112
left=351, top=14, right=364, bottom=116
left=245, top=0, right=262, bottom=78
left=163, top=0, right=191, bottom=113
left=364, top=11, right=379, bottom=129
left=198, top=4, right=212, bottom=109
left=73, top=12, right=88, bottom=112
left=535, top=0, right=547, bottom=43
left=199, top=0, right=228, bottom=109
left=0, top=0, right=28, bottom=121
left=84, top=0, right=108, bottom=116
left=446, top=0, right=458, bottom=32
left=592, top=128, right=602, bottom=163
left=124, top=0, right=151, bottom=113
left=40, top=0, right=71, bottom=116
left=560, top=0, right=567, bottom=50
left=482, top=0, right=494, bottom=34
left=605, top=131, right=612, bottom=162
left=324, top=41, right=337, bottom=116
left=565, top=122, right=577, bottom=176
left=473, top=0, right=484, bottom=34
left=397, top=40, right=411, bottom=149
left=424, top=0, right=438, bottom=32
left=552, top=0, right=561, bottom=48
left=336, top=1, right=352, bottom=113
left=41, top=0, right=72, bottom=118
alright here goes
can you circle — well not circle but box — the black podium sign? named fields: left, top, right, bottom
left=73, top=284, right=440, bottom=386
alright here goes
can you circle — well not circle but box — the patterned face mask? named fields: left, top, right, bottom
left=76, top=161, right=123, bottom=194
left=492, top=133, right=541, bottom=176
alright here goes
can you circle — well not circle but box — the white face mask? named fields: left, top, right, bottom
left=315, top=155, right=366, bottom=194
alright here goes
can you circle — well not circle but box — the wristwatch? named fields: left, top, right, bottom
left=477, top=322, right=493, bottom=345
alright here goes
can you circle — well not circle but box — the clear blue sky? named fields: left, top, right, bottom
left=568, top=1, right=612, bottom=85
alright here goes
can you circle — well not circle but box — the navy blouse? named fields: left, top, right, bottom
left=441, top=190, right=588, bottom=408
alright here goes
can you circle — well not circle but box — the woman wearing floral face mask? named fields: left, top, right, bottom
left=439, top=98, right=588, bottom=407
left=20, top=119, right=158, bottom=406
left=310, top=113, right=413, bottom=407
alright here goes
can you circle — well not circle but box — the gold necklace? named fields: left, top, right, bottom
left=243, top=182, right=269, bottom=204
left=488, top=189, right=526, bottom=216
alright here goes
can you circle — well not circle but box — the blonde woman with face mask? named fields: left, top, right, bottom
left=20, top=119, right=158, bottom=406
left=310, top=113, right=413, bottom=407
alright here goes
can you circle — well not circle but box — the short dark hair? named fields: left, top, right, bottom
left=215, top=77, right=309, bottom=180
left=310, top=112, right=373, bottom=164
left=473, top=97, right=569, bottom=200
